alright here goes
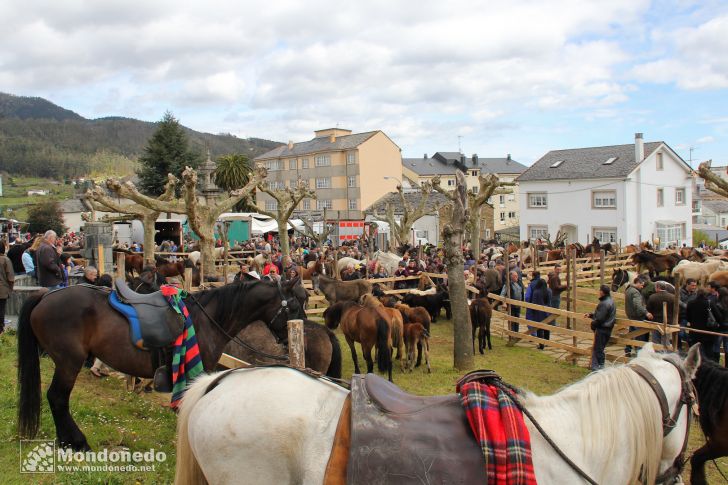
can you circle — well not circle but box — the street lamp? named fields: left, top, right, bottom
left=383, top=176, right=402, bottom=185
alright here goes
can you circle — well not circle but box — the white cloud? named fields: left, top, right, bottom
left=697, top=136, right=715, bottom=144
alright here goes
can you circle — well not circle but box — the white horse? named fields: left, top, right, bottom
left=372, top=250, right=403, bottom=275
left=336, top=256, right=366, bottom=274
left=175, top=344, right=700, bottom=485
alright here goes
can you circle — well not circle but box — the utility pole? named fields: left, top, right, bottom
left=689, top=146, right=697, bottom=168
left=458, top=135, right=463, bottom=153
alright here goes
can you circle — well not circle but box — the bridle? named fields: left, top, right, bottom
left=629, top=359, right=697, bottom=484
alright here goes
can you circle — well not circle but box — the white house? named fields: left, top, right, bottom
left=517, top=133, right=694, bottom=248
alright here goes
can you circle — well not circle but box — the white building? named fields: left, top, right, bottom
left=517, top=133, right=694, bottom=248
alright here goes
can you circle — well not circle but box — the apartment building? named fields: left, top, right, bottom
left=254, top=128, right=403, bottom=220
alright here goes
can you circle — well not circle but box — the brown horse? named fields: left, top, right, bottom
left=362, top=295, right=404, bottom=371
left=324, top=299, right=393, bottom=381
left=300, top=258, right=325, bottom=282
left=631, top=250, right=682, bottom=279
left=690, top=358, right=728, bottom=485
left=114, top=248, right=144, bottom=277
left=403, top=322, right=430, bottom=372
left=317, top=274, right=372, bottom=304
left=222, top=320, right=342, bottom=378
left=17, top=278, right=307, bottom=450
left=155, top=257, right=201, bottom=286
left=470, top=297, right=493, bottom=354
left=394, top=302, right=431, bottom=367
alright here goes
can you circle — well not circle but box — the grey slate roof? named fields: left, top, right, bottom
left=404, top=154, right=527, bottom=176
left=365, top=190, right=450, bottom=215
left=516, top=142, right=665, bottom=182
left=59, top=198, right=87, bottom=213
left=254, top=131, right=378, bottom=160
left=702, top=200, right=728, bottom=215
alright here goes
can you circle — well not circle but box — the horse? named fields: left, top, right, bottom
left=361, top=294, right=404, bottom=372
left=672, top=259, right=728, bottom=286
left=300, top=258, right=325, bottom=282
left=708, top=270, right=728, bottom=287
left=679, top=247, right=705, bottom=262
left=403, top=284, right=449, bottom=322
left=611, top=268, right=641, bottom=292
left=394, top=302, right=431, bottom=367
left=323, top=299, right=393, bottom=381
left=222, top=320, right=342, bottom=378
left=173, top=343, right=700, bottom=485
left=403, top=322, right=430, bottom=372
left=16, top=278, right=307, bottom=450
left=156, top=258, right=201, bottom=286
left=690, top=358, right=728, bottom=485
left=317, top=274, right=372, bottom=304
left=631, top=250, right=682, bottom=279
left=470, top=297, right=492, bottom=354
left=114, top=248, right=144, bottom=277
left=372, top=250, right=403, bottom=275
left=336, top=256, right=366, bottom=275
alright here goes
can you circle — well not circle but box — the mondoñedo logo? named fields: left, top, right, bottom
left=20, top=440, right=55, bottom=473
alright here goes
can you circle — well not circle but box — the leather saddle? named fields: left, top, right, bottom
left=346, top=373, right=484, bottom=485
left=112, top=279, right=184, bottom=349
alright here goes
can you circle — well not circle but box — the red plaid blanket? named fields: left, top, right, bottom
left=457, top=379, right=537, bottom=484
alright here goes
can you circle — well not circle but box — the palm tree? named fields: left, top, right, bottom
left=214, top=154, right=256, bottom=212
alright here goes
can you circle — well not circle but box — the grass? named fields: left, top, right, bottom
left=1, top=315, right=725, bottom=483
left=0, top=175, right=76, bottom=221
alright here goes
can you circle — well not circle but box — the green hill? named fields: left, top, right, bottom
left=0, top=92, right=281, bottom=179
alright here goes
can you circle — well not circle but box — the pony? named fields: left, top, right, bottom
left=402, top=285, right=449, bottom=322
left=708, top=270, right=728, bottom=288
left=672, top=259, right=728, bottom=286
left=394, top=302, right=431, bottom=367
left=173, top=344, right=700, bottom=485
left=222, top=320, right=342, bottom=378
left=317, top=274, right=372, bottom=304
left=336, top=256, right=366, bottom=275
left=470, top=297, right=492, bottom=354
left=361, top=294, right=404, bottom=372
left=114, top=248, right=144, bottom=277
left=632, top=250, right=682, bottom=279
left=300, top=257, right=325, bottom=282
left=690, top=358, right=728, bottom=485
left=16, top=278, right=307, bottom=450
left=403, top=322, right=430, bottom=372
left=323, top=300, right=393, bottom=381
left=371, top=250, right=403, bottom=275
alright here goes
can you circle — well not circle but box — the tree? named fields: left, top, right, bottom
left=698, top=160, right=728, bottom=199
left=85, top=174, right=178, bottom=264
left=136, top=112, right=202, bottom=195
left=214, top=153, right=258, bottom=212
left=27, top=200, right=66, bottom=235
left=433, top=170, right=472, bottom=371
left=257, top=180, right=316, bottom=258
left=466, top=174, right=514, bottom=259
left=372, top=182, right=435, bottom=250
left=294, top=209, right=334, bottom=249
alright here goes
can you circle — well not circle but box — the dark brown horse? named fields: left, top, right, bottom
left=470, top=297, right=493, bottom=354
left=17, top=278, right=307, bottom=450
left=690, top=358, right=728, bottom=485
left=631, top=250, right=682, bottom=279
left=300, top=258, right=326, bottom=282
left=403, top=322, right=430, bottom=372
left=155, top=257, right=201, bottom=286
left=324, top=299, right=393, bottom=381
left=114, top=248, right=144, bottom=277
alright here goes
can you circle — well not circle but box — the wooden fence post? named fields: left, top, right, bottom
left=97, top=243, right=105, bottom=276
left=599, top=250, right=605, bottom=287
left=672, top=285, right=680, bottom=351
left=183, top=267, right=193, bottom=292
left=565, top=250, right=571, bottom=330
left=287, top=319, right=305, bottom=369
left=115, top=251, right=126, bottom=285
left=662, top=301, right=669, bottom=349
left=571, top=247, right=578, bottom=365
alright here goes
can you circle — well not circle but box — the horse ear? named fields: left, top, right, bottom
left=637, top=342, right=655, bottom=356
left=684, top=343, right=701, bottom=379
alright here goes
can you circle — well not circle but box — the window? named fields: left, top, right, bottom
left=508, top=211, right=516, bottom=219
left=317, top=199, right=332, bottom=210
left=593, top=227, right=617, bottom=243
left=656, top=223, right=684, bottom=247
left=315, top=155, right=331, bottom=167
left=528, top=192, right=547, bottom=208
left=675, top=188, right=685, bottom=205
left=508, top=194, right=515, bottom=201
left=603, top=157, right=617, bottom=165
left=302, top=158, right=309, bottom=169
left=470, top=170, right=478, bottom=177
left=656, top=152, right=664, bottom=171
left=346, top=152, right=356, bottom=164
left=447, top=179, right=455, bottom=186
left=289, top=159, right=296, bottom=170
left=472, top=186, right=479, bottom=194
left=316, top=177, right=331, bottom=189
left=499, top=194, right=505, bottom=206
left=550, top=160, right=564, bottom=168
left=264, top=160, right=284, bottom=171
left=499, top=212, right=505, bottom=222
left=348, top=199, right=357, bottom=210
left=657, top=188, right=664, bottom=207
left=265, top=200, right=278, bottom=211
left=302, top=199, right=310, bottom=210
left=268, top=181, right=284, bottom=190
left=347, top=176, right=356, bottom=188
left=592, top=190, right=616, bottom=209
left=528, top=225, right=549, bottom=240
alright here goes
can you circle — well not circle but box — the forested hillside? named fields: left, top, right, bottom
left=0, top=93, right=281, bottom=179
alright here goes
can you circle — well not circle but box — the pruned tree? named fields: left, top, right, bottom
left=698, top=160, right=728, bottom=200
left=257, top=180, right=316, bottom=257
left=99, top=166, right=266, bottom=279
left=372, top=182, right=435, bottom=250
left=85, top=174, right=178, bottom=264
left=432, top=170, right=472, bottom=371
left=466, top=174, right=515, bottom=259
left=294, top=208, right=334, bottom=249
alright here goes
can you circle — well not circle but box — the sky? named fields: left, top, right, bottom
left=2, top=0, right=728, bottom=166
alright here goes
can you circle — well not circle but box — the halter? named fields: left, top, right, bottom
left=629, top=359, right=697, bottom=484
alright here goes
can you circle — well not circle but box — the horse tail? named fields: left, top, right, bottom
left=174, top=374, right=219, bottom=485
left=325, top=327, right=343, bottom=379
left=17, top=290, right=46, bottom=438
left=375, top=316, right=391, bottom=373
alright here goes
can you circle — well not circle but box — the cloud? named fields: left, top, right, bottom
left=697, top=136, right=715, bottom=143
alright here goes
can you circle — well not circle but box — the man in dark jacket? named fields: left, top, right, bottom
left=586, top=285, right=617, bottom=371
left=36, top=230, right=63, bottom=289
left=647, top=281, right=677, bottom=345
left=678, top=278, right=698, bottom=350
left=624, top=276, right=653, bottom=356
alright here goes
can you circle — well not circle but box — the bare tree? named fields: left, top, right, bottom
left=85, top=174, right=178, bottom=264
left=257, top=180, right=316, bottom=257
left=432, top=170, right=472, bottom=371
left=698, top=160, right=728, bottom=199
left=372, top=182, right=435, bottom=250
left=466, top=174, right=514, bottom=259
left=294, top=208, right=334, bottom=249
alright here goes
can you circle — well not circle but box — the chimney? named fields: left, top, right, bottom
left=329, top=133, right=335, bottom=143
left=635, top=133, right=644, bottom=162
left=424, top=153, right=428, bottom=159
left=472, top=154, right=478, bottom=166
left=507, top=153, right=511, bottom=161
left=287, top=140, right=293, bottom=150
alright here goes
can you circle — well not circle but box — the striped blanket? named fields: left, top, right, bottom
left=162, top=286, right=204, bottom=409
left=457, top=375, right=537, bottom=485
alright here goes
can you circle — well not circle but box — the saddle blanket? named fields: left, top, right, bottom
left=457, top=379, right=538, bottom=485
left=164, top=286, right=203, bottom=409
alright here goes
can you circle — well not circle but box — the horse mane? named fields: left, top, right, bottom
left=522, top=356, right=666, bottom=483
left=190, top=280, right=274, bottom=324
left=693, top=359, right=728, bottom=436
left=360, top=294, right=382, bottom=308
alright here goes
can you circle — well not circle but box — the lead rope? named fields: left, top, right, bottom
left=493, top=379, right=600, bottom=485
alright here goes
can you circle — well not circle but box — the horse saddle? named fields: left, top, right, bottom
left=110, top=279, right=184, bottom=350
left=345, top=373, right=484, bottom=484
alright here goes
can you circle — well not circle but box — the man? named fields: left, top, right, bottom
left=0, top=242, right=15, bottom=331
left=501, top=270, right=524, bottom=337
left=646, top=281, right=676, bottom=345
left=342, top=263, right=361, bottom=281
left=624, top=276, right=653, bottom=356
left=37, top=230, right=64, bottom=290
left=678, top=278, right=699, bottom=350
left=586, top=285, right=617, bottom=371
left=234, top=263, right=260, bottom=282
left=81, top=266, right=99, bottom=285
left=547, top=264, right=568, bottom=311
